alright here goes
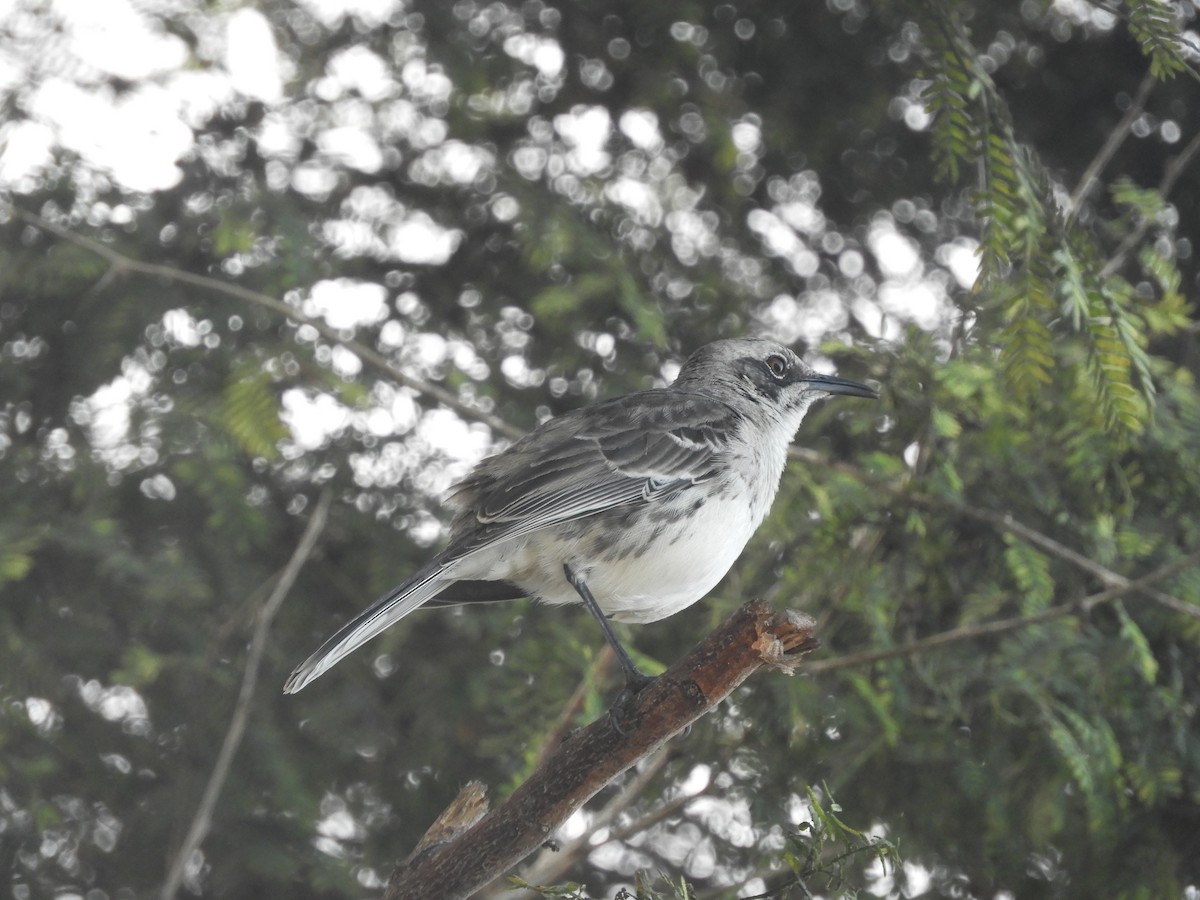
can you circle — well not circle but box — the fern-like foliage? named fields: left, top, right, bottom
left=1124, top=0, right=1188, bottom=79
left=1042, top=701, right=1125, bottom=839
left=918, top=1, right=1192, bottom=437
left=222, top=363, right=287, bottom=460
left=1002, top=534, right=1054, bottom=614
left=1058, top=239, right=1152, bottom=433
left=921, top=16, right=980, bottom=186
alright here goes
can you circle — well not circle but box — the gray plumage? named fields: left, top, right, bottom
left=284, top=337, right=876, bottom=693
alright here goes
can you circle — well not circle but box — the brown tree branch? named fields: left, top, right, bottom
left=399, top=781, right=490, bottom=868
left=383, top=602, right=818, bottom=900
left=159, top=489, right=333, bottom=900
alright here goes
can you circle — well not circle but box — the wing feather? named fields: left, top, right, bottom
left=445, top=390, right=738, bottom=554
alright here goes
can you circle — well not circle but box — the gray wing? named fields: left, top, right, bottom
left=444, top=390, right=737, bottom=555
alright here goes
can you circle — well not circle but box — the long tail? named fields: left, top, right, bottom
left=284, top=565, right=449, bottom=693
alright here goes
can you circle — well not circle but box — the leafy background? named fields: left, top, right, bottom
left=2, top=0, right=1199, bottom=897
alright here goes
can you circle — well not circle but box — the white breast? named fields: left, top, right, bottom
left=577, top=485, right=761, bottom=623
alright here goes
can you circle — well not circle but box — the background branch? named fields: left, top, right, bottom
left=4, top=205, right=525, bottom=440
left=791, top=447, right=1197, bottom=618
left=804, top=550, right=1200, bottom=675
left=1101, top=125, right=1200, bottom=278
left=159, top=489, right=333, bottom=900
left=1066, top=70, right=1156, bottom=222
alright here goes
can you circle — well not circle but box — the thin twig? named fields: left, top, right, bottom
left=1101, top=125, right=1200, bottom=278
left=789, top=447, right=1197, bottom=618
left=957, top=505, right=1200, bottom=620
left=1158, top=124, right=1200, bottom=196
left=159, top=489, right=333, bottom=900
left=531, top=647, right=616, bottom=771
left=803, top=549, right=1200, bottom=675
left=4, top=205, right=524, bottom=440
left=508, top=744, right=677, bottom=894
left=1090, top=0, right=1200, bottom=87
left=605, top=779, right=712, bottom=844
left=1066, top=70, right=1157, bottom=223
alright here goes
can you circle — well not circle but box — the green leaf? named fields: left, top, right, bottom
left=930, top=407, right=962, bottom=439
left=1003, top=535, right=1054, bottom=614
left=222, top=365, right=287, bottom=460
left=617, top=271, right=666, bottom=346
left=1125, top=0, right=1187, bottom=78
left=0, top=530, right=42, bottom=586
left=1115, top=604, right=1159, bottom=684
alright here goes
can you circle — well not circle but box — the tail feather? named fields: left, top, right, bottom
left=423, top=579, right=527, bottom=606
left=284, top=565, right=448, bottom=693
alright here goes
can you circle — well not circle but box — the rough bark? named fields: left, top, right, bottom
left=384, top=600, right=818, bottom=900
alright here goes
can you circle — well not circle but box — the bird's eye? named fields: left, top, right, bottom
left=765, top=353, right=789, bottom=379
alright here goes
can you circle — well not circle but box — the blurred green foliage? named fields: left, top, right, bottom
left=1, top=1, right=1199, bottom=898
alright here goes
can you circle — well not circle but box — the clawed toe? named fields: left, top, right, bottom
left=609, top=672, right=656, bottom=734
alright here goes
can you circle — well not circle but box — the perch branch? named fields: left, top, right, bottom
left=383, top=601, right=818, bottom=900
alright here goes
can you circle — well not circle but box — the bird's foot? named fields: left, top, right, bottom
left=609, top=671, right=655, bottom=735
left=622, top=669, right=655, bottom=697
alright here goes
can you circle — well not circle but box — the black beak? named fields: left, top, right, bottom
left=801, top=373, right=878, bottom=399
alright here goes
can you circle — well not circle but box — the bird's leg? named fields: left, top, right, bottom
left=563, top=563, right=654, bottom=695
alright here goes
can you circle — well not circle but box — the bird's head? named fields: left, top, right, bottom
left=673, top=337, right=877, bottom=420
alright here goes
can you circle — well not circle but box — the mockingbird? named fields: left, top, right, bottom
left=284, top=337, right=876, bottom=694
